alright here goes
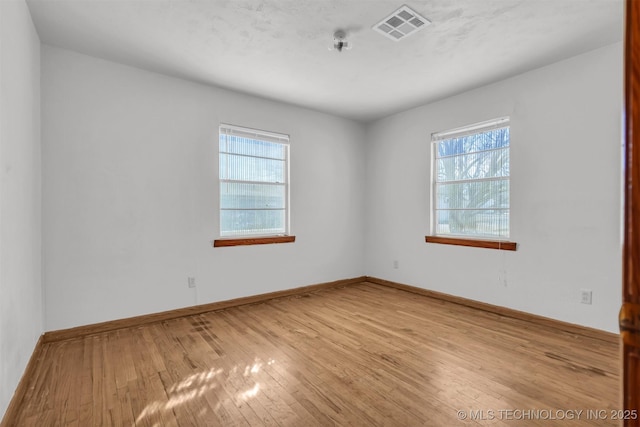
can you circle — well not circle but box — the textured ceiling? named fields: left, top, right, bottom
left=26, top=0, right=624, bottom=122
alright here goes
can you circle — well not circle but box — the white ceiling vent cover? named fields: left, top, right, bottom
left=373, top=5, right=431, bottom=41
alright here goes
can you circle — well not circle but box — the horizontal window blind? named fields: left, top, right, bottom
left=220, top=124, right=290, bottom=144
left=219, top=124, right=290, bottom=238
left=432, top=117, right=510, bottom=141
left=432, top=118, right=510, bottom=239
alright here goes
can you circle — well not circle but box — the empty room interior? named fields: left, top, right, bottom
left=0, top=0, right=629, bottom=425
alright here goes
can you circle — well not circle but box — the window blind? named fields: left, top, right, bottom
left=432, top=118, right=510, bottom=239
left=219, top=124, right=290, bottom=237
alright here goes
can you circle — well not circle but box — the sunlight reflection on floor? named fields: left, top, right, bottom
left=133, top=357, right=277, bottom=426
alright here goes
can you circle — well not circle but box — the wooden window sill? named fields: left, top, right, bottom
left=425, top=236, right=517, bottom=251
left=213, top=235, right=296, bottom=247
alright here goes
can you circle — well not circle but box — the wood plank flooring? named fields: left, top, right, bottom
left=11, top=282, right=620, bottom=426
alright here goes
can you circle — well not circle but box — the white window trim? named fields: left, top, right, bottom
left=430, top=117, right=511, bottom=240
left=218, top=123, right=291, bottom=239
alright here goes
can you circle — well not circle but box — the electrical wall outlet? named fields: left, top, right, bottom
left=580, top=289, right=592, bottom=305
left=188, top=277, right=196, bottom=288
left=393, top=260, right=399, bottom=269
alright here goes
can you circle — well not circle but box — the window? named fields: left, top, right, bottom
left=217, top=124, right=291, bottom=244
left=429, top=117, right=512, bottom=245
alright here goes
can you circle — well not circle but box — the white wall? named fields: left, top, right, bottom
left=0, top=0, right=42, bottom=419
left=41, top=39, right=622, bottom=334
left=42, top=46, right=366, bottom=331
left=365, top=43, right=623, bottom=333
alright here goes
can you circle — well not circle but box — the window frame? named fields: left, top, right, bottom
left=214, top=124, right=294, bottom=247
left=427, top=117, right=517, bottom=251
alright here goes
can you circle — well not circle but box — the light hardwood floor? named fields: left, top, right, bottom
left=11, top=282, right=620, bottom=426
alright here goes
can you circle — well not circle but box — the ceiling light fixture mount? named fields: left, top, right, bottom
left=330, top=29, right=352, bottom=52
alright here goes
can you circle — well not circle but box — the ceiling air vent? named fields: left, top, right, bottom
left=373, top=5, right=431, bottom=41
